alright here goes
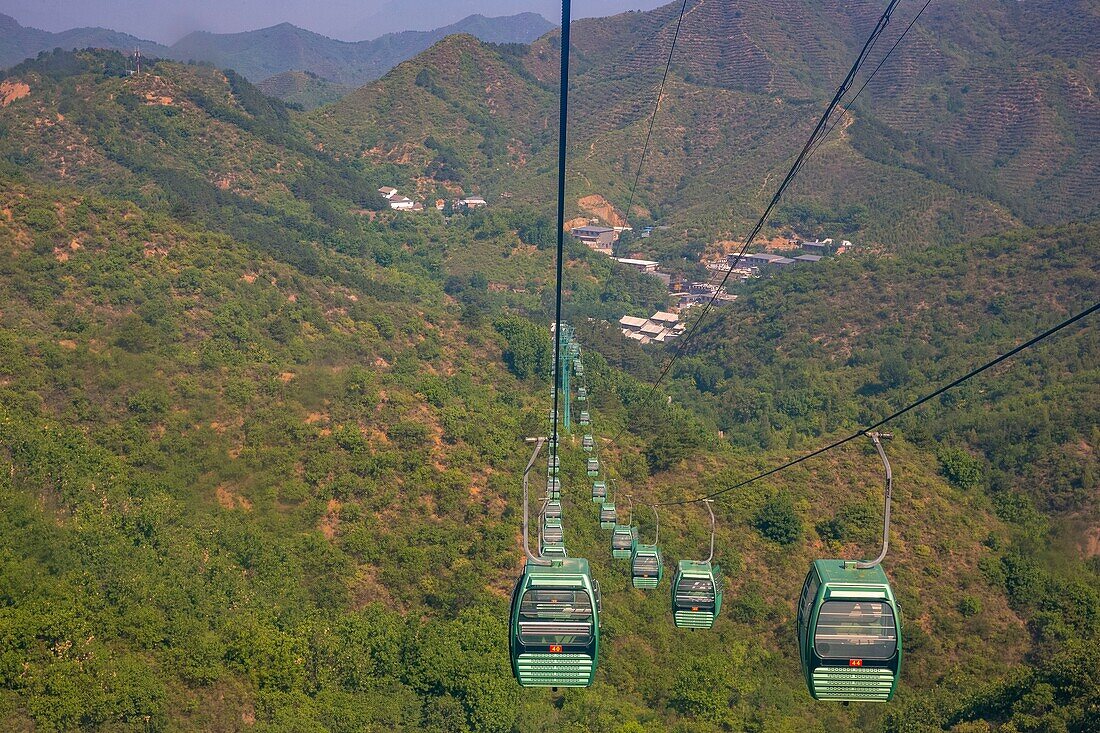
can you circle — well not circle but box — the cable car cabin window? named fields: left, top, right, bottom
left=518, top=589, right=594, bottom=646
left=798, top=573, right=819, bottom=628
left=612, top=532, right=633, bottom=550
left=675, top=576, right=715, bottom=609
left=633, top=555, right=659, bottom=573
left=814, top=601, right=897, bottom=660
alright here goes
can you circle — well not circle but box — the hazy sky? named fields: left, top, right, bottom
left=0, top=1, right=669, bottom=43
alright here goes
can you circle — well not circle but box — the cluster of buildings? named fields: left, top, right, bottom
left=709, top=237, right=853, bottom=277
left=572, top=217, right=855, bottom=348
left=377, top=186, right=424, bottom=212
left=619, top=311, right=685, bottom=344
left=377, top=187, right=487, bottom=213
left=570, top=225, right=617, bottom=255
left=672, top=281, right=738, bottom=309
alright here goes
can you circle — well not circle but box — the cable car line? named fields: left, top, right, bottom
left=622, top=0, right=691, bottom=229
left=548, top=0, right=573, bottom=466
left=609, top=0, right=907, bottom=445
left=650, top=300, right=1099, bottom=508
left=859, top=432, right=893, bottom=570
left=688, top=0, right=933, bottom=275
left=805, top=0, right=934, bottom=163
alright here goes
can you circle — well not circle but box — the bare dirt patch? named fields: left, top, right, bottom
left=215, top=485, right=252, bottom=511
left=1083, top=526, right=1100, bottom=558
left=0, top=81, right=30, bottom=107
left=320, top=499, right=341, bottom=539
left=565, top=215, right=590, bottom=232
left=578, top=194, right=627, bottom=228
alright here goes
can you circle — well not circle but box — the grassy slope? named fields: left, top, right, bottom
left=257, top=71, right=353, bottom=110
left=0, top=175, right=1056, bottom=732
left=0, top=46, right=1097, bottom=732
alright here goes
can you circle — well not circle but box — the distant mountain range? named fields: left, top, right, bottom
left=0, top=12, right=166, bottom=68
left=167, top=13, right=555, bottom=87
left=0, top=11, right=555, bottom=92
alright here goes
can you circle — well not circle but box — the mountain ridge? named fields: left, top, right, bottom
left=0, top=11, right=556, bottom=90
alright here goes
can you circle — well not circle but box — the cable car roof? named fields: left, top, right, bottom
left=811, top=559, right=891, bottom=586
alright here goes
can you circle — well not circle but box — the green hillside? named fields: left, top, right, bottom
left=257, top=72, right=352, bottom=111
left=0, top=16, right=1097, bottom=733
left=313, top=0, right=1097, bottom=248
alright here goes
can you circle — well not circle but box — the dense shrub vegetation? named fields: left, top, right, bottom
left=0, top=47, right=1095, bottom=732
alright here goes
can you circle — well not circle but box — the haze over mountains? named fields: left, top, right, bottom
left=0, top=1, right=1097, bottom=730
left=0, top=11, right=555, bottom=91
left=0, top=0, right=666, bottom=43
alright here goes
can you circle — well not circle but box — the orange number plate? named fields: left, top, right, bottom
left=549, top=645, right=563, bottom=654
left=849, top=659, right=863, bottom=667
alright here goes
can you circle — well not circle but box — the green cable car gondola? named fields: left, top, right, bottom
left=586, top=457, right=599, bottom=477
left=510, top=437, right=600, bottom=688
left=576, top=387, right=587, bottom=401
left=579, top=411, right=590, bottom=426
left=599, top=501, right=617, bottom=529
left=543, top=517, right=564, bottom=545
left=582, top=434, right=594, bottom=452
left=591, top=480, right=607, bottom=503
left=541, top=543, right=568, bottom=559
left=798, top=561, right=901, bottom=702
left=545, top=500, right=562, bottom=520
left=672, top=501, right=723, bottom=629
left=611, top=525, right=637, bottom=559
left=549, top=454, right=560, bottom=475
left=632, top=506, right=663, bottom=589
left=612, top=495, right=638, bottom=559
left=798, top=433, right=902, bottom=702
left=511, top=558, right=600, bottom=688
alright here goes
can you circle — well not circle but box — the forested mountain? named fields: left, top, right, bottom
left=0, top=0, right=1096, bottom=729
left=314, top=0, right=1098, bottom=247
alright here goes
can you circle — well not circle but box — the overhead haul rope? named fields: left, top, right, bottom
left=651, top=301, right=1099, bottom=507
left=608, top=0, right=906, bottom=445
left=623, top=0, right=691, bottom=228
left=549, top=0, right=573, bottom=460
left=804, top=0, right=934, bottom=162
left=734, top=0, right=932, bottom=230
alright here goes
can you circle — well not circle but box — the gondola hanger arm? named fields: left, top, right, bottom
left=855, top=432, right=892, bottom=570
